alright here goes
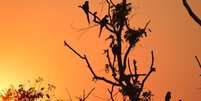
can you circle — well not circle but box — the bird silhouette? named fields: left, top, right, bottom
left=165, top=91, right=171, bottom=101
left=79, top=1, right=90, bottom=24
left=99, top=15, right=109, bottom=37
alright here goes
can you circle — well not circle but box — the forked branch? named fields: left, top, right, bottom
left=107, top=85, right=115, bottom=101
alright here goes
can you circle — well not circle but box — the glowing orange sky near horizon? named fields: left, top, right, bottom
left=0, top=0, right=200, bottom=100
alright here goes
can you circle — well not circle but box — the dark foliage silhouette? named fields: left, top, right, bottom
left=182, top=0, right=201, bottom=26
left=65, top=0, right=156, bottom=101
left=0, top=77, right=56, bottom=101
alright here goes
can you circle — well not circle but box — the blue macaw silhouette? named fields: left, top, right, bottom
left=79, top=1, right=90, bottom=24
left=99, top=15, right=109, bottom=37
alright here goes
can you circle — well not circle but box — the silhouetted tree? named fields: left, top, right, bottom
left=182, top=0, right=201, bottom=26
left=65, top=0, right=156, bottom=101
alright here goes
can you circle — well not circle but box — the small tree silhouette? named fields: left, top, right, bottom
left=0, top=77, right=56, bottom=101
left=65, top=0, right=156, bottom=101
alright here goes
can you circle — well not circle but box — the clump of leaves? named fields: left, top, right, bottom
left=0, top=77, right=56, bottom=101
left=140, top=90, right=153, bottom=101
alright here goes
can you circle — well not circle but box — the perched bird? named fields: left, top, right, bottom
left=79, top=1, right=90, bottom=24
left=165, top=91, right=171, bottom=101
left=99, top=15, right=109, bottom=37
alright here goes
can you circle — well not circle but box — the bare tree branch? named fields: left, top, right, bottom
left=84, top=55, right=119, bottom=86
left=106, top=0, right=117, bottom=33
left=109, top=0, right=115, bottom=7
left=123, top=44, right=132, bottom=69
left=133, top=60, right=138, bottom=77
left=138, top=51, right=156, bottom=97
left=84, top=88, right=95, bottom=100
left=104, top=49, right=119, bottom=81
left=64, top=41, right=120, bottom=86
left=128, top=58, right=135, bottom=84
left=182, top=0, right=201, bottom=26
left=64, top=41, right=84, bottom=59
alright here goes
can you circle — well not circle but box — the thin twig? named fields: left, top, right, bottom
left=106, top=0, right=112, bottom=22
left=123, top=44, right=133, bottom=69
left=64, top=41, right=84, bottom=59
left=195, top=56, right=201, bottom=68
left=133, top=60, right=139, bottom=84
left=104, top=49, right=118, bottom=81
left=133, top=60, right=137, bottom=76
left=138, top=51, right=155, bottom=97
left=128, top=58, right=135, bottom=84
left=109, top=0, right=115, bottom=7
left=83, top=87, right=95, bottom=100
left=65, top=88, right=72, bottom=101
left=107, top=85, right=115, bottom=101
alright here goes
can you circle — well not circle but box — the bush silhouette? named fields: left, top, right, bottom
left=0, top=77, right=56, bottom=101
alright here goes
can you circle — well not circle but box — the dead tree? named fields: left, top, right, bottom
left=64, top=0, right=156, bottom=101
left=182, top=0, right=201, bottom=26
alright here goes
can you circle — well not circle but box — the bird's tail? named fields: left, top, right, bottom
left=86, top=14, right=90, bottom=24
left=99, top=26, right=102, bottom=38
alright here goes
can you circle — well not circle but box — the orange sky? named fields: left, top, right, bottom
left=0, top=0, right=200, bottom=101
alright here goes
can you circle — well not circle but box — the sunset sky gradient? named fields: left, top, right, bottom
left=0, top=0, right=200, bottom=101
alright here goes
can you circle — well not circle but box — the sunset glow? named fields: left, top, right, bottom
left=0, top=0, right=201, bottom=101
